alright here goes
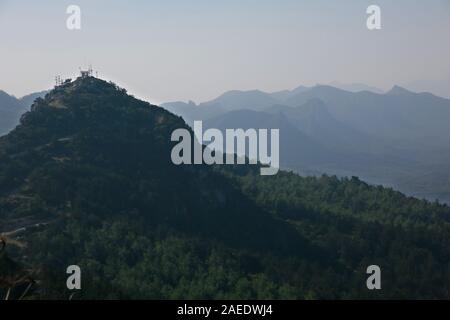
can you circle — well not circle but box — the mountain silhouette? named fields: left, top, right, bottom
left=19, top=90, right=49, bottom=108
left=285, top=85, right=450, bottom=147
left=0, top=90, right=47, bottom=136
left=204, top=108, right=334, bottom=173
left=327, top=82, right=384, bottom=94
left=162, top=89, right=280, bottom=125
left=162, top=84, right=450, bottom=203
left=0, top=91, right=27, bottom=136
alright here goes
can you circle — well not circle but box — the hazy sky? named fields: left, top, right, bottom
left=1, top=0, right=450, bottom=103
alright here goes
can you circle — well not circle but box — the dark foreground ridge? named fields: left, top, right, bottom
left=1, top=76, right=449, bottom=299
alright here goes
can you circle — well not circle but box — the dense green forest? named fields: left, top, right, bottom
left=1, top=77, right=449, bottom=299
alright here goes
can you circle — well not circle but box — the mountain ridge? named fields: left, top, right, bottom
left=161, top=84, right=450, bottom=203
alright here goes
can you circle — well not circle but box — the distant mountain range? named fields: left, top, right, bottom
left=0, top=90, right=48, bottom=135
left=406, top=78, right=450, bottom=100
left=326, top=82, right=384, bottom=94
left=162, top=85, right=450, bottom=203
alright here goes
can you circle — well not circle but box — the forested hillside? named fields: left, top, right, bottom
left=1, top=77, right=449, bottom=299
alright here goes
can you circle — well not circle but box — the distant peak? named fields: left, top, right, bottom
left=221, top=89, right=266, bottom=96
left=0, top=90, right=21, bottom=105
left=327, top=82, right=384, bottom=94
left=0, top=90, right=15, bottom=99
left=312, top=84, right=348, bottom=93
left=386, top=85, right=412, bottom=95
left=291, top=85, right=309, bottom=93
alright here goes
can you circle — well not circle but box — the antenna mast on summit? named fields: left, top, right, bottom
left=79, top=65, right=96, bottom=78
left=55, top=75, right=62, bottom=86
